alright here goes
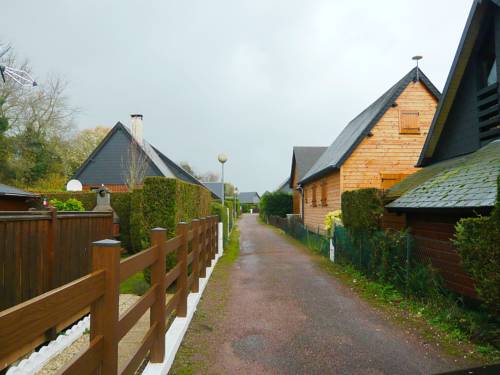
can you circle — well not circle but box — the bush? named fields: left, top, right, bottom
left=454, top=177, right=500, bottom=314
left=43, top=192, right=96, bottom=210
left=259, top=191, right=292, bottom=219
left=130, top=189, right=147, bottom=253
left=341, top=188, right=383, bottom=234
left=241, top=203, right=258, bottom=213
left=111, top=192, right=131, bottom=250
left=212, top=201, right=228, bottom=242
left=49, top=198, right=85, bottom=211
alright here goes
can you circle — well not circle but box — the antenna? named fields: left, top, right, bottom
left=412, top=55, right=423, bottom=81
left=0, top=44, right=37, bottom=87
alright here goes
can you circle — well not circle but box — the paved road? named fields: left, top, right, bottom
left=208, top=215, right=458, bottom=374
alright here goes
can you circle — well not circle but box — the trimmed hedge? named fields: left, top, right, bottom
left=454, top=176, right=500, bottom=314
left=259, top=192, right=292, bottom=219
left=212, top=202, right=228, bottom=242
left=110, top=192, right=131, bottom=250
left=130, top=189, right=147, bottom=253
left=341, top=188, right=383, bottom=234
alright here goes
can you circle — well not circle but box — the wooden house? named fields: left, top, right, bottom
left=74, top=115, right=204, bottom=192
left=299, top=68, right=440, bottom=230
left=288, top=147, right=327, bottom=216
left=0, top=183, right=38, bottom=210
left=386, top=0, right=500, bottom=298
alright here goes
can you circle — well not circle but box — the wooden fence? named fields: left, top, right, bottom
left=0, top=215, right=219, bottom=374
left=0, top=209, right=114, bottom=311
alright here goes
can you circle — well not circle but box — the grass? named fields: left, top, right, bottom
left=119, top=271, right=149, bottom=295
left=170, top=225, right=240, bottom=375
left=267, top=224, right=500, bottom=364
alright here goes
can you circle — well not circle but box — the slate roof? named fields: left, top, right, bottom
left=74, top=122, right=203, bottom=187
left=238, top=192, right=260, bottom=204
left=277, top=177, right=293, bottom=193
left=0, top=183, right=38, bottom=198
left=300, top=68, right=440, bottom=184
left=386, top=140, right=500, bottom=210
left=290, top=147, right=327, bottom=186
left=203, top=182, right=224, bottom=200
left=418, top=0, right=500, bottom=166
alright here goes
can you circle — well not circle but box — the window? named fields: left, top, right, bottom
left=380, top=173, right=407, bottom=189
left=399, top=111, right=420, bottom=134
left=312, top=185, right=317, bottom=207
left=320, top=180, right=328, bottom=207
left=305, top=187, right=309, bottom=204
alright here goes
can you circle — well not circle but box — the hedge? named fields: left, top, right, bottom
left=259, top=192, right=292, bottom=219
left=341, top=188, right=383, bottom=234
left=454, top=176, right=500, bottom=314
left=110, top=192, right=131, bottom=250
left=130, top=189, right=147, bottom=253
left=212, top=201, right=228, bottom=243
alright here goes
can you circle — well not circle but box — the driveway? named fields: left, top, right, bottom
left=176, top=214, right=460, bottom=375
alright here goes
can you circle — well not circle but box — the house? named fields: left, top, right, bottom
left=0, top=183, right=39, bottom=210
left=386, top=0, right=500, bottom=298
left=203, top=182, right=224, bottom=200
left=74, top=115, right=204, bottom=192
left=298, top=67, right=440, bottom=230
left=288, top=146, right=327, bottom=216
left=276, top=177, right=292, bottom=194
left=238, top=192, right=261, bottom=204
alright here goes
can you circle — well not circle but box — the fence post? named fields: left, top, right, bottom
left=199, top=218, right=207, bottom=278
left=44, top=207, right=58, bottom=342
left=91, top=239, right=121, bottom=375
left=191, top=219, right=200, bottom=293
left=150, top=228, right=167, bottom=363
left=218, top=219, right=223, bottom=256
left=177, top=222, right=188, bottom=317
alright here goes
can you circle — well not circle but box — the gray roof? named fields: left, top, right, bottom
left=418, top=0, right=500, bottom=166
left=238, top=191, right=260, bottom=204
left=277, top=177, right=293, bottom=193
left=387, top=140, right=500, bottom=210
left=0, top=183, right=38, bottom=198
left=290, top=146, right=327, bottom=185
left=300, top=68, right=440, bottom=184
left=203, top=182, right=224, bottom=200
left=74, top=122, right=202, bottom=187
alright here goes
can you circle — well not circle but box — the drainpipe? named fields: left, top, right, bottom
left=297, top=185, right=304, bottom=223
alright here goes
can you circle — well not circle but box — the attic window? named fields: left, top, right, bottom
left=399, top=111, right=420, bottom=134
left=380, top=173, right=407, bottom=189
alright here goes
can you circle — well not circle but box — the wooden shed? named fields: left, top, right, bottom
left=0, top=183, right=39, bottom=211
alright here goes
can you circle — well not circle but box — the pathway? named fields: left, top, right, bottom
left=173, top=214, right=462, bottom=375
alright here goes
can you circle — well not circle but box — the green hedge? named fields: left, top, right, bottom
left=241, top=203, right=258, bottom=213
left=341, top=188, right=383, bottom=234
left=212, top=202, right=228, bottom=242
left=259, top=192, right=292, bottom=219
left=454, top=176, right=500, bottom=314
left=130, top=189, right=147, bottom=253
left=110, top=192, right=131, bottom=250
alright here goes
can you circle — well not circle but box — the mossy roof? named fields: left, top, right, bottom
left=386, top=140, right=500, bottom=210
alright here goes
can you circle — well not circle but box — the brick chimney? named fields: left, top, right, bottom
left=130, top=114, right=143, bottom=144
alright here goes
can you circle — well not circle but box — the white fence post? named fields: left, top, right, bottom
left=218, top=222, right=223, bottom=256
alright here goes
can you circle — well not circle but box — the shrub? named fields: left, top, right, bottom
left=341, top=188, right=383, bottom=234
left=241, top=203, right=258, bottom=213
left=49, top=198, right=85, bottom=211
left=130, top=189, right=147, bottom=253
left=111, top=192, right=131, bottom=250
left=259, top=191, right=292, bottom=219
left=212, top=201, right=228, bottom=242
left=454, top=177, right=500, bottom=314
left=43, top=192, right=96, bottom=210
left=324, top=210, right=342, bottom=233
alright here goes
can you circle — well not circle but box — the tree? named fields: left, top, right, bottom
left=179, top=161, right=196, bottom=176
left=122, top=138, right=149, bottom=191
left=65, top=126, right=110, bottom=176
left=199, top=171, right=220, bottom=182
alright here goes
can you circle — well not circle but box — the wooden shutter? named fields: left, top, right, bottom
left=312, top=185, right=317, bottom=207
left=380, top=173, right=407, bottom=189
left=399, top=111, right=420, bottom=134
left=321, top=181, right=328, bottom=207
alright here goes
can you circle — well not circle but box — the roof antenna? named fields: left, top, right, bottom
left=412, top=55, right=423, bottom=82
left=0, top=44, right=37, bottom=87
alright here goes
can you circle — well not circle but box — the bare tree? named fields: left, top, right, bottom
left=122, top=138, right=149, bottom=191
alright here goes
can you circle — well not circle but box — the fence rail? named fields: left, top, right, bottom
left=0, top=215, right=219, bottom=374
left=0, top=208, right=114, bottom=311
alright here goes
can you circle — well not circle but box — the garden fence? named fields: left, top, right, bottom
left=0, top=215, right=219, bottom=374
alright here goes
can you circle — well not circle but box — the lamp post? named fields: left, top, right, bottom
left=218, top=153, right=228, bottom=205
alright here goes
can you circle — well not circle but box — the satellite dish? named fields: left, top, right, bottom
left=66, top=179, right=83, bottom=192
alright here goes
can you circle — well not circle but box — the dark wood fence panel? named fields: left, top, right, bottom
left=0, top=210, right=113, bottom=311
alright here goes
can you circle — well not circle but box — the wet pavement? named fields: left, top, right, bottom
left=201, top=214, right=460, bottom=374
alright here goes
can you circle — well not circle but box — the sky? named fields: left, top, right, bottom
left=2, top=0, right=472, bottom=194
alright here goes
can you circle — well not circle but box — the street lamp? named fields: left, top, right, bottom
left=218, top=153, right=228, bottom=205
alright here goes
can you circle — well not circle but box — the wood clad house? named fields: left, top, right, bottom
left=386, top=0, right=500, bottom=298
left=299, top=68, right=440, bottom=230
left=288, top=147, right=327, bottom=215
left=74, top=115, right=204, bottom=192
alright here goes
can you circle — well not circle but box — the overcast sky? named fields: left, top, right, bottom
left=2, top=0, right=472, bottom=194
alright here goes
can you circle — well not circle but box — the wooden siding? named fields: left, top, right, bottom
left=291, top=167, right=301, bottom=215
left=303, top=171, right=340, bottom=230
left=407, top=213, right=477, bottom=298
left=342, top=81, right=437, bottom=191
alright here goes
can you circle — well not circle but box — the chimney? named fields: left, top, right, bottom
left=130, top=114, right=143, bottom=144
